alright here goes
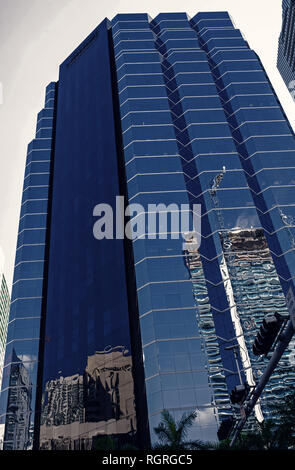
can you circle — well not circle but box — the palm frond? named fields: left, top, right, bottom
left=153, top=422, right=173, bottom=443
left=176, top=410, right=197, bottom=440
left=154, top=410, right=178, bottom=444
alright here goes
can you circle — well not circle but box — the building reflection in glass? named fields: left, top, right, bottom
left=39, top=345, right=136, bottom=450
left=220, top=228, right=294, bottom=425
left=185, top=227, right=295, bottom=429
left=3, top=349, right=32, bottom=450
left=184, top=239, right=233, bottom=422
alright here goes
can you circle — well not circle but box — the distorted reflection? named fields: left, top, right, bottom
left=184, top=241, right=233, bottom=422
left=3, top=349, right=33, bottom=450
left=185, top=227, right=295, bottom=429
left=40, top=345, right=137, bottom=449
left=220, top=228, right=294, bottom=422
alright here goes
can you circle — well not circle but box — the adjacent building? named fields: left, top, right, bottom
left=278, top=0, right=295, bottom=98
left=0, top=248, right=10, bottom=448
left=1, top=11, right=295, bottom=450
left=0, top=249, right=9, bottom=389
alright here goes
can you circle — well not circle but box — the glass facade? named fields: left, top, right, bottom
left=1, top=11, right=295, bottom=449
left=37, top=21, right=145, bottom=450
left=0, top=252, right=10, bottom=389
left=0, top=82, right=56, bottom=450
left=40, top=347, right=137, bottom=449
left=0, top=250, right=10, bottom=449
left=220, top=229, right=294, bottom=420
left=112, top=11, right=295, bottom=443
left=277, top=0, right=295, bottom=95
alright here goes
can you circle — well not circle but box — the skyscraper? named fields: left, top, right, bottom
left=277, top=0, right=295, bottom=98
left=1, top=11, right=295, bottom=450
left=0, top=248, right=10, bottom=449
left=0, top=249, right=10, bottom=389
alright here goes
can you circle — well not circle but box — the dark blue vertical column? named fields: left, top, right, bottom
left=39, top=20, right=138, bottom=450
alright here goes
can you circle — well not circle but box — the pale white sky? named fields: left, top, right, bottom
left=0, top=0, right=294, bottom=290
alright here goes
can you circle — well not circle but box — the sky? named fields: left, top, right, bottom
left=0, top=0, right=294, bottom=290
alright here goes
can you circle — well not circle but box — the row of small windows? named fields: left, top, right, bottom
left=121, top=132, right=293, bottom=160
left=115, top=51, right=255, bottom=79
left=119, top=93, right=278, bottom=121
left=115, top=42, right=249, bottom=68
left=111, top=13, right=230, bottom=28
left=115, top=48, right=250, bottom=71
left=122, top=106, right=282, bottom=127
left=125, top=168, right=295, bottom=193
left=117, top=82, right=273, bottom=104
left=121, top=136, right=295, bottom=166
